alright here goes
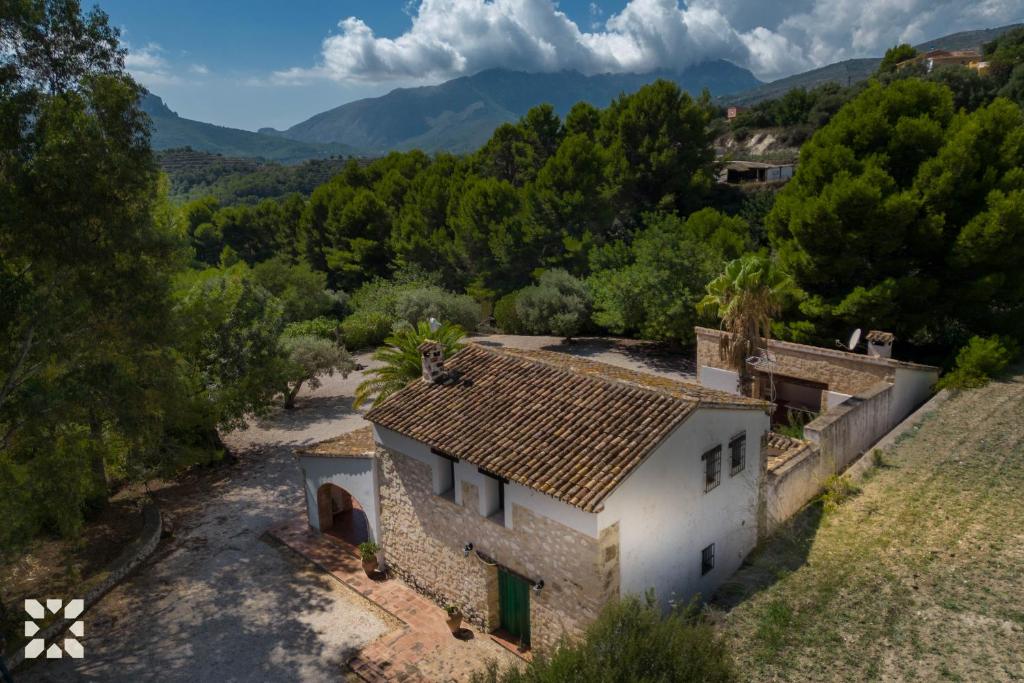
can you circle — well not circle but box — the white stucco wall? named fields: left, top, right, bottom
left=825, top=390, right=852, bottom=410
left=374, top=425, right=597, bottom=536
left=890, top=366, right=938, bottom=423
left=699, top=366, right=741, bottom=395
left=299, top=454, right=381, bottom=542
left=597, top=407, right=770, bottom=609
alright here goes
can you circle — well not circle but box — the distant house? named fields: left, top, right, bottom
left=720, top=160, right=796, bottom=184
left=726, top=106, right=744, bottom=120
left=298, top=343, right=771, bottom=652
left=897, top=49, right=989, bottom=74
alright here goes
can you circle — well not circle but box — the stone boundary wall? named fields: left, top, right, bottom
left=695, top=327, right=895, bottom=396
left=9, top=502, right=162, bottom=671
left=764, top=385, right=947, bottom=536
left=804, top=381, right=896, bottom=473
left=377, top=446, right=609, bottom=653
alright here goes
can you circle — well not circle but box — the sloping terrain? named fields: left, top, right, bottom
left=265, top=62, right=761, bottom=154
left=726, top=23, right=1023, bottom=105
left=142, top=94, right=355, bottom=163
left=718, top=371, right=1024, bottom=681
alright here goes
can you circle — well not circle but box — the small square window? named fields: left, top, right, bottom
left=701, top=543, right=715, bottom=575
left=729, top=433, right=746, bottom=475
left=702, top=446, right=721, bottom=492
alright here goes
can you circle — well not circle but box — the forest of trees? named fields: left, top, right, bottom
left=3, top=1, right=1024, bottom=550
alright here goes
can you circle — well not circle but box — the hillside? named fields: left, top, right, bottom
left=142, top=94, right=356, bottom=163
left=263, top=61, right=761, bottom=154
left=726, top=23, right=1023, bottom=105
left=718, top=373, right=1024, bottom=681
left=156, top=147, right=351, bottom=205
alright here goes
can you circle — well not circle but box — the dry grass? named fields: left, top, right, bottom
left=716, top=368, right=1024, bottom=682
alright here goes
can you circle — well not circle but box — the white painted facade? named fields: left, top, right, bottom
left=891, top=366, right=939, bottom=422
left=597, top=407, right=770, bottom=609
left=298, top=454, right=381, bottom=542
left=372, top=410, right=769, bottom=611
left=699, top=366, right=741, bottom=395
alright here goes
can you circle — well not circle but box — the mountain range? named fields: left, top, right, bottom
left=145, top=23, right=1021, bottom=161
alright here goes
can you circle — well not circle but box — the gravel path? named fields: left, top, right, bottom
left=20, top=335, right=694, bottom=681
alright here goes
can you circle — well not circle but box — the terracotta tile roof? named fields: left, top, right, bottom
left=866, top=330, right=895, bottom=344
left=765, top=431, right=815, bottom=472
left=366, top=344, right=770, bottom=512
left=297, top=426, right=375, bottom=459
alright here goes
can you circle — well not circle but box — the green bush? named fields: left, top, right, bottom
left=937, top=335, right=1018, bottom=390
left=282, top=316, right=341, bottom=341
left=393, top=286, right=480, bottom=331
left=472, top=593, right=735, bottom=683
left=493, top=291, right=525, bottom=334
left=340, top=310, right=395, bottom=350
left=515, top=269, right=591, bottom=340
left=820, top=475, right=860, bottom=514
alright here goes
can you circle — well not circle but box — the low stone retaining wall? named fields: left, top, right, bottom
left=8, top=501, right=162, bottom=671
left=804, top=380, right=897, bottom=473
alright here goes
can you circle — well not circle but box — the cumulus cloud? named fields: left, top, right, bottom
left=275, top=0, right=1024, bottom=84
left=125, top=43, right=211, bottom=87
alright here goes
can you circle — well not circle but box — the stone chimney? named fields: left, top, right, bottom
left=866, top=330, right=894, bottom=359
left=418, top=340, right=445, bottom=383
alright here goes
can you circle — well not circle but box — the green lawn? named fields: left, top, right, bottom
left=717, top=369, right=1024, bottom=682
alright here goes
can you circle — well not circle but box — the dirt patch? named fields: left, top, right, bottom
left=716, top=369, right=1024, bottom=682
left=1, top=489, right=147, bottom=646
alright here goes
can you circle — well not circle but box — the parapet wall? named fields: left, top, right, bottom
left=804, top=381, right=896, bottom=472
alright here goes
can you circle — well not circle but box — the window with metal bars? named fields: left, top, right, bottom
left=729, top=432, right=746, bottom=475
left=701, top=543, right=715, bottom=575
left=702, top=445, right=721, bottom=492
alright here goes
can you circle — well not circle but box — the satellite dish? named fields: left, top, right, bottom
left=847, top=328, right=862, bottom=350
left=428, top=317, right=441, bottom=332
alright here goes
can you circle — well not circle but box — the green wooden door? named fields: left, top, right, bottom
left=498, top=568, right=531, bottom=647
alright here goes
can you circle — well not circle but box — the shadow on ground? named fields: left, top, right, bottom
left=712, top=501, right=825, bottom=612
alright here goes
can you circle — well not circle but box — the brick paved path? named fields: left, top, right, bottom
left=271, top=519, right=521, bottom=682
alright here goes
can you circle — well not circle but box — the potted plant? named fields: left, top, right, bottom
left=359, top=541, right=380, bottom=577
left=444, top=603, right=463, bottom=634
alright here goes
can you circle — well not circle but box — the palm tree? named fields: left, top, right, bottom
left=354, top=321, right=466, bottom=408
left=696, top=253, right=800, bottom=397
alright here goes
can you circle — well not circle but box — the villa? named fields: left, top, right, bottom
left=297, top=342, right=771, bottom=651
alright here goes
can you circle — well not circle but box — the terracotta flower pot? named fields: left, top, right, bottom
left=446, top=612, right=463, bottom=634
left=362, top=556, right=378, bottom=577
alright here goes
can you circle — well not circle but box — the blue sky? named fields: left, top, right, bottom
left=98, top=0, right=1024, bottom=131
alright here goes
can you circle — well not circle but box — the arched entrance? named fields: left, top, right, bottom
left=316, top=483, right=369, bottom=545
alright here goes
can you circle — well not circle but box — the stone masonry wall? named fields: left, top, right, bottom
left=377, top=446, right=611, bottom=653
left=696, top=327, right=893, bottom=396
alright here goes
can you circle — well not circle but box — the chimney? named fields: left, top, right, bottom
left=418, top=340, right=445, bottom=383
left=865, top=330, right=894, bottom=359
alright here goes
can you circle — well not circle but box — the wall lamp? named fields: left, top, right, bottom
left=463, top=542, right=474, bottom=557
left=532, top=580, right=544, bottom=593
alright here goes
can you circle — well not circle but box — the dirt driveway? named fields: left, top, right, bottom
left=20, top=335, right=694, bottom=681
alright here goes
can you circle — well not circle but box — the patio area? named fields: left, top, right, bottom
left=270, top=518, right=522, bottom=682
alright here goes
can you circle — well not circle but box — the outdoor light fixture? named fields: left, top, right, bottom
left=463, top=542, right=474, bottom=556
left=532, top=580, right=544, bottom=592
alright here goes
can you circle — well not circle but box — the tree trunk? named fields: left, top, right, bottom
left=88, top=413, right=109, bottom=506
left=284, top=380, right=304, bottom=409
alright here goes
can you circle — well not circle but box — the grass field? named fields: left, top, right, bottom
left=717, top=369, right=1024, bottom=681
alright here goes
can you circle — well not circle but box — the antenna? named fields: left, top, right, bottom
left=847, top=328, right=861, bottom=351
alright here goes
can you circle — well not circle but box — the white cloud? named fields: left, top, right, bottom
left=275, top=0, right=1024, bottom=84
left=189, top=64, right=210, bottom=75
left=125, top=43, right=183, bottom=87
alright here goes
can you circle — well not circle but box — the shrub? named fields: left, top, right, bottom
left=340, top=310, right=395, bottom=350
left=515, top=269, right=591, bottom=340
left=493, top=291, right=525, bottom=334
left=393, top=286, right=480, bottom=331
left=282, top=316, right=341, bottom=341
left=937, top=335, right=1018, bottom=390
left=471, top=593, right=735, bottom=683
left=820, top=475, right=860, bottom=514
